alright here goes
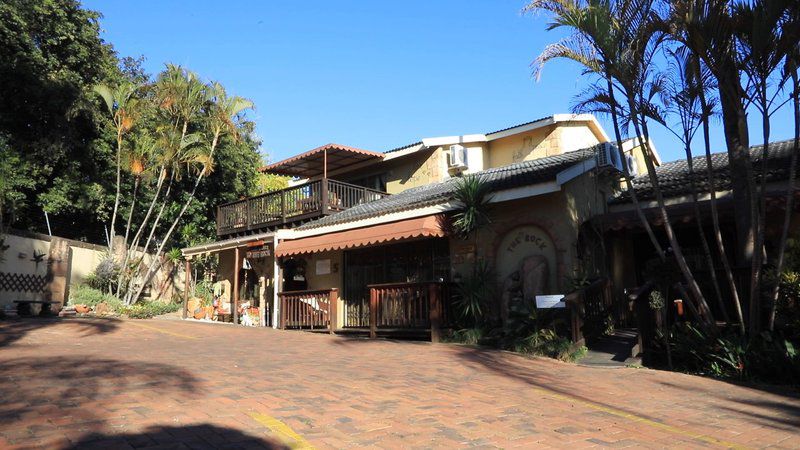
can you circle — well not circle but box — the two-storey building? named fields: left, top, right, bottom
left=181, top=114, right=653, bottom=338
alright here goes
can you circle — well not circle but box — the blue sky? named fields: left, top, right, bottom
left=84, top=0, right=795, bottom=164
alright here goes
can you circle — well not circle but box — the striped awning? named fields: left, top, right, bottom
left=275, top=215, right=445, bottom=257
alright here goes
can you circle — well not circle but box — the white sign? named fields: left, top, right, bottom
left=315, top=259, right=331, bottom=275
left=535, top=294, right=565, bottom=309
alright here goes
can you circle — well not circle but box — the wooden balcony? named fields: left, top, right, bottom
left=217, top=178, right=389, bottom=236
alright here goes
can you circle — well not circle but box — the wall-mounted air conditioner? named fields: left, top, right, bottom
left=597, top=143, right=625, bottom=173
left=448, top=144, right=469, bottom=171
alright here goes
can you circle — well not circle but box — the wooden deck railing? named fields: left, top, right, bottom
left=217, top=178, right=389, bottom=235
left=278, top=288, right=338, bottom=333
left=367, top=281, right=445, bottom=342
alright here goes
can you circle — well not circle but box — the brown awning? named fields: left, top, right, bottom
left=276, top=215, right=445, bottom=257
left=261, top=143, right=384, bottom=178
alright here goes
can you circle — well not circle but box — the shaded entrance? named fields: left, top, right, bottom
left=342, top=238, right=450, bottom=328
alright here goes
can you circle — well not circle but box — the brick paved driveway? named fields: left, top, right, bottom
left=0, top=318, right=798, bottom=449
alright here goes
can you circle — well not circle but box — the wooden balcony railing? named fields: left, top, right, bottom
left=368, top=281, right=447, bottom=342
left=217, top=178, right=389, bottom=235
left=278, top=288, right=338, bottom=333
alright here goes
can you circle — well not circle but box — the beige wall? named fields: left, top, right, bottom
left=384, top=148, right=444, bottom=194
left=1, top=230, right=184, bottom=309
left=290, top=250, right=345, bottom=326
left=0, top=233, right=52, bottom=306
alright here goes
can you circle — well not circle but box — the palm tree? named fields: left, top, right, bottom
left=93, top=81, right=140, bottom=258
left=128, top=83, right=253, bottom=305
left=767, top=6, right=800, bottom=330
left=114, top=133, right=157, bottom=295
left=667, top=0, right=758, bottom=329
left=528, top=0, right=715, bottom=330
left=528, top=0, right=667, bottom=264
left=662, top=49, right=728, bottom=323
left=667, top=0, right=746, bottom=332
left=733, top=0, right=793, bottom=333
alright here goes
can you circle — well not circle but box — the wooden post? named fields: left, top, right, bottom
left=428, top=283, right=441, bottom=343
left=321, top=177, right=329, bottom=214
left=182, top=258, right=190, bottom=319
left=328, top=288, right=338, bottom=335
left=369, top=287, right=377, bottom=339
left=233, top=247, right=240, bottom=325
left=279, top=294, right=286, bottom=329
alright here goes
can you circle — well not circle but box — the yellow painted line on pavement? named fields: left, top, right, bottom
left=525, top=384, right=749, bottom=449
left=249, top=412, right=315, bottom=449
left=127, top=321, right=199, bottom=340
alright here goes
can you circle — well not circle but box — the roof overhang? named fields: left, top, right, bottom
left=485, top=114, right=610, bottom=143
left=182, top=232, right=275, bottom=259
left=275, top=215, right=446, bottom=257
left=261, top=143, right=384, bottom=178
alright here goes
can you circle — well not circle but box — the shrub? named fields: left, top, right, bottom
left=445, top=327, right=485, bottom=345
left=68, top=285, right=124, bottom=311
left=656, top=323, right=800, bottom=384
left=453, top=261, right=496, bottom=327
left=512, top=328, right=587, bottom=362
left=122, top=301, right=180, bottom=319
left=84, top=258, right=120, bottom=291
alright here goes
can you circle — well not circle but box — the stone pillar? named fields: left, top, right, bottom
left=46, top=237, right=71, bottom=313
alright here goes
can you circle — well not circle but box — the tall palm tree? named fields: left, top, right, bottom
left=733, top=0, right=793, bottom=333
left=129, top=83, right=253, bottom=305
left=667, top=0, right=746, bottom=332
left=528, top=0, right=667, bottom=263
left=93, top=81, right=140, bottom=258
left=528, top=0, right=715, bottom=329
left=768, top=5, right=800, bottom=330
left=662, top=49, right=728, bottom=323
left=667, top=0, right=757, bottom=328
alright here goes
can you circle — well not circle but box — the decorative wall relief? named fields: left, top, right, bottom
left=496, top=226, right=558, bottom=322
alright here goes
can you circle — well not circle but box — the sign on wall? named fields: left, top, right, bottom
left=316, top=259, right=331, bottom=275
left=535, top=294, right=565, bottom=309
left=246, top=244, right=271, bottom=259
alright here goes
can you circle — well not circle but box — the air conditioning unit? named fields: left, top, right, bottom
left=448, top=144, right=468, bottom=171
left=597, top=143, right=625, bottom=173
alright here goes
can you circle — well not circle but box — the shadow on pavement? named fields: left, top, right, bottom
left=0, top=355, right=200, bottom=439
left=62, top=423, right=289, bottom=450
left=0, top=317, right=120, bottom=348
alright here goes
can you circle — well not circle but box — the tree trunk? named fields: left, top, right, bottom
left=129, top=133, right=220, bottom=305
left=630, top=96, right=715, bottom=330
left=109, top=129, right=123, bottom=256
left=749, top=88, right=771, bottom=335
left=716, top=67, right=756, bottom=331
left=683, top=138, right=728, bottom=323
left=767, top=67, right=800, bottom=331
left=114, top=177, right=140, bottom=295
left=605, top=73, right=666, bottom=262
left=697, top=63, right=745, bottom=333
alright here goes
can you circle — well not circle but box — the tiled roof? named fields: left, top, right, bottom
left=384, top=141, right=423, bottom=154
left=298, top=145, right=599, bottom=230
left=611, top=139, right=797, bottom=204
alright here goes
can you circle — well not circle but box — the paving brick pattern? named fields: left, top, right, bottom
left=0, top=318, right=798, bottom=449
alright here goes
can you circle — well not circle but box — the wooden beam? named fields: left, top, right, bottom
left=233, top=247, right=240, bottom=325
left=369, top=287, right=377, bottom=339
left=328, top=288, right=338, bottom=335
left=182, top=258, right=190, bottom=320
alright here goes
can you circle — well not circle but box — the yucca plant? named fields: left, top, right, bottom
left=451, top=175, right=492, bottom=240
